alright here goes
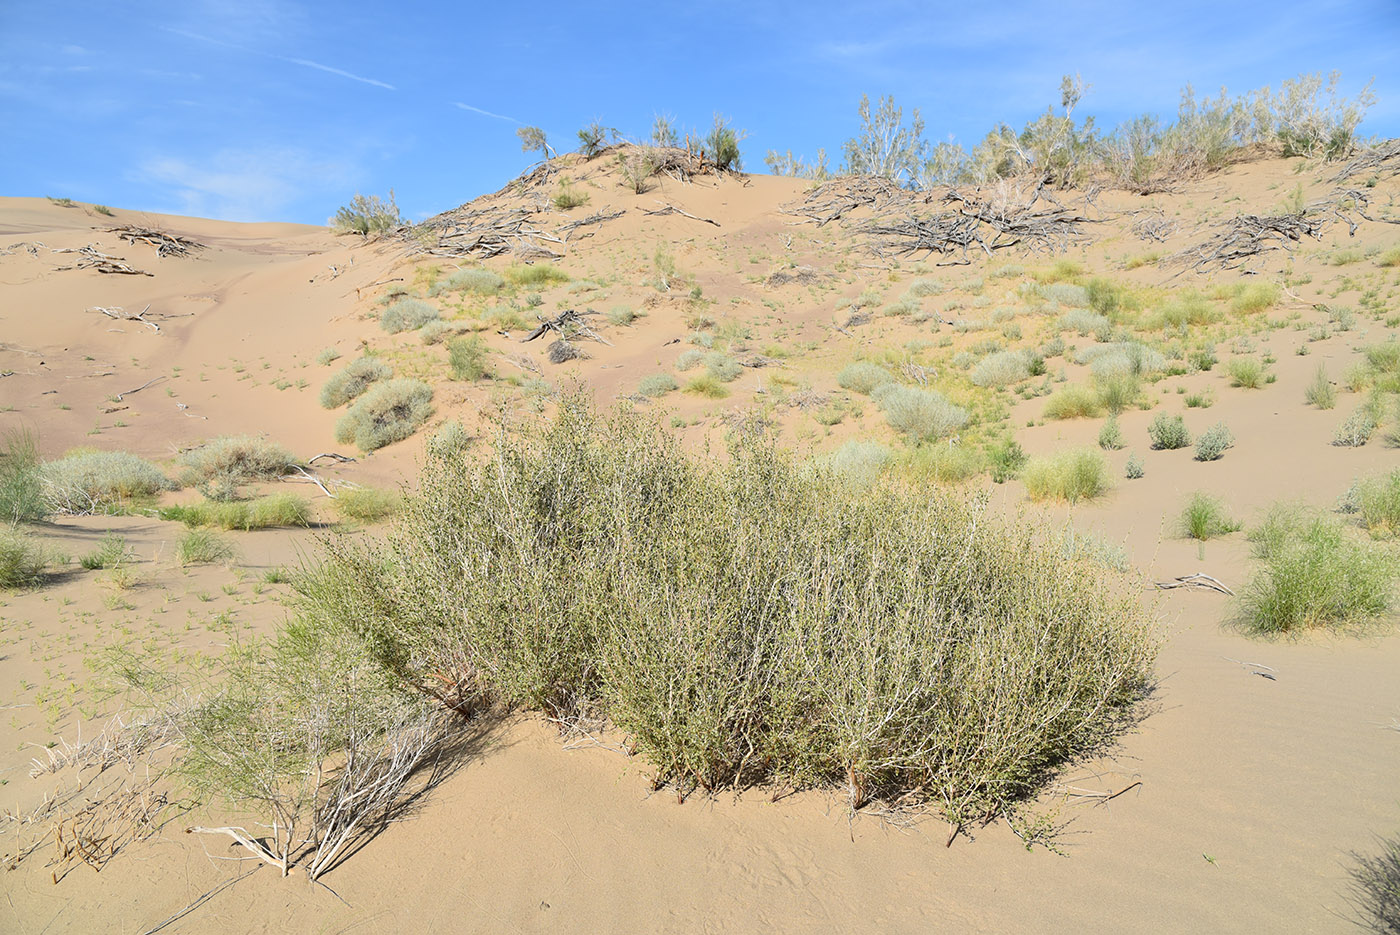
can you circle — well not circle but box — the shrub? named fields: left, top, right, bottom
left=1023, top=448, right=1111, bottom=503
left=429, top=269, right=504, bottom=296
left=899, top=444, right=985, bottom=484
left=1305, top=364, right=1337, bottom=409
left=1227, top=358, right=1266, bottom=388
left=986, top=438, right=1027, bottom=483
left=331, top=192, right=402, bottom=235
left=320, top=358, right=393, bottom=409
left=380, top=298, right=439, bottom=334
left=0, top=526, right=47, bottom=588
left=427, top=421, right=470, bottom=458
left=316, top=347, right=341, bottom=366
left=1044, top=385, right=1105, bottom=420
left=305, top=397, right=1155, bottom=820
left=162, top=493, right=311, bottom=531
left=1059, top=309, right=1110, bottom=335
left=1098, top=415, right=1124, bottom=450
left=1148, top=413, right=1191, bottom=450
left=1335, top=410, right=1377, bottom=447
left=1177, top=492, right=1242, bottom=540
left=820, top=440, right=892, bottom=486
left=675, top=349, right=706, bottom=372
left=80, top=533, right=135, bottom=570
left=1346, top=833, right=1400, bottom=935
left=970, top=350, right=1031, bottom=387
left=177, top=527, right=236, bottom=566
left=41, top=451, right=170, bottom=514
left=638, top=374, right=679, bottom=397
left=180, top=435, right=296, bottom=487
left=1227, top=282, right=1280, bottom=314
left=876, top=386, right=969, bottom=442
left=0, top=429, right=45, bottom=524
left=1094, top=372, right=1140, bottom=415
left=703, top=114, right=744, bottom=170
left=335, top=380, right=434, bottom=451
left=704, top=352, right=742, bottom=383
left=1125, top=452, right=1144, bottom=479
left=607, top=306, right=637, bottom=326
left=552, top=178, right=589, bottom=210
left=1145, top=291, right=1218, bottom=329
left=1376, top=247, right=1400, bottom=268
left=836, top=362, right=895, bottom=395
left=1194, top=422, right=1234, bottom=461
left=334, top=487, right=401, bottom=524
left=1346, top=470, right=1400, bottom=539
left=447, top=336, right=492, bottom=381
left=1239, top=505, right=1395, bottom=633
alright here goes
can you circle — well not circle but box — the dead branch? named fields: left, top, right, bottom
left=521, top=308, right=612, bottom=346
left=307, top=452, right=356, bottom=465
left=782, top=175, right=909, bottom=226
left=1168, top=212, right=1324, bottom=274
left=106, top=226, right=204, bottom=258
left=114, top=375, right=165, bottom=401
left=1130, top=210, right=1179, bottom=243
left=91, top=304, right=160, bottom=332
left=1154, top=573, right=1234, bottom=595
left=643, top=202, right=720, bottom=226
left=1331, top=137, right=1400, bottom=182
left=559, top=207, right=626, bottom=232
left=53, top=245, right=151, bottom=275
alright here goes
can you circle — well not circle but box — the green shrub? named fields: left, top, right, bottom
left=305, top=397, right=1155, bottom=820
left=320, top=358, right=393, bottom=409
left=430, top=268, right=505, bottom=296
left=1125, top=452, right=1144, bottom=479
left=1023, top=448, right=1111, bottom=503
left=1177, top=492, right=1242, bottom=540
left=80, top=533, right=134, bottom=570
left=334, top=487, right=401, bottom=524
left=1226, top=358, right=1266, bottom=388
left=0, top=526, right=47, bottom=588
left=1194, top=422, right=1234, bottom=461
left=1347, top=469, right=1400, bottom=538
left=1144, top=291, right=1218, bottom=329
left=897, top=444, right=985, bottom=484
left=970, top=350, right=1031, bottom=387
left=335, top=379, right=434, bottom=451
left=161, top=493, right=311, bottom=531
left=835, top=362, right=894, bottom=395
left=0, top=429, right=45, bottom=524
left=985, top=438, right=1027, bottom=483
left=1375, top=247, right=1400, bottom=268
left=505, top=264, right=570, bottom=287
left=875, top=386, right=969, bottom=442
left=638, top=374, right=679, bottom=397
left=447, top=336, right=492, bottom=381
left=1044, top=384, right=1105, bottom=420
left=380, top=298, right=439, bottom=334
left=1306, top=364, right=1337, bottom=409
left=180, top=435, right=296, bottom=487
left=1239, top=504, right=1395, bottom=633
left=1098, top=415, right=1124, bottom=450
left=427, top=421, right=470, bottom=458
left=1335, top=410, right=1377, bottom=447
left=177, top=527, right=236, bottom=566
left=703, top=114, right=743, bottom=170
left=1094, top=372, right=1141, bottom=415
left=1226, top=282, right=1280, bottom=314
left=682, top=374, right=729, bottom=398
left=41, top=451, right=170, bottom=514
left=1148, top=413, right=1191, bottom=450
left=607, top=306, right=638, bottom=326
left=331, top=192, right=402, bottom=235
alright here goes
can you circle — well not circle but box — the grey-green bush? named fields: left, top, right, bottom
left=306, top=397, right=1156, bottom=821
left=335, top=379, right=434, bottom=451
left=180, top=435, right=296, bottom=485
left=429, top=269, right=504, bottom=296
left=320, top=357, right=393, bottom=409
left=448, top=336, right=492, bottom=381
left=380, top=298, right=439, bottom=334
left=875, top=386, right=969, bottom=442
left=638, top=374, right=679, bottom=397
left=970, top=350, right=1031, bottom=387
left=1147, top=412, right=1191, bottom=450
left=41, top=451, right=170, bottom=514
left=1194, top=422, right=1234, bottom=461
left=836, top=362, right=894, bottom=395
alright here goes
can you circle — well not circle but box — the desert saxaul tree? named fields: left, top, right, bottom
left=517, top=125, right=553, bottom=161
left=842, top=94, right=928, bottom=185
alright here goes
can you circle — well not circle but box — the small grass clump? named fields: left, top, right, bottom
left=334, top=487, right=401, bottom=524
left=41, top=451, right=170, bottom=514
left=177, top=528, right=236, bottom=566
left=80, top=533, right=135, bottom=570
left=1, top=429, right=45, bottom=524
left=307, top=396, right=1156, bottom=821
left=704, top=352, right=742, bottom=383
left=320, top=357, right=393, bottom=409
left=316, top=347, right=342, bottom=366
left=1022, top=448, right=1111, bottom=503
left=638, top=374, right=679, bottom=397
left=836, top=362, right=894, bottom=395
left=874, top=386, right=969, bottom=443
left=335, top=379, right=434, bottom=451
left=447, top=336, right=492, bottom=381
left=682, top=374, right=729, bottom=398
left=430, top=268, right=505, bottom=296
left=1194, top=422, right=1234, bottom=461
left=552, top=179, right=589, bottom=210
left=1147, top=413, right=1191, bottom=450
left=1177, top=492, right=1242, bottom=540
left=1346, top=469, right=1400, bottom=538
left=161, top=493, right=312, bottom=531
left=1221, top=282, right=1281, bottom=314
left=1305, top=364, right=1337, bottom=409
left=1375, top=247, right=1400, bottom=268
left=1226, top=358, right=1267, bottom=388
left=505, top=264, right=571, bottom=288
left=379, top=298, right=439, bottom=334
left=1346, top=833, right=1400, bottom=934
left=0, top=527, right=47, bottom=588
left=1124, top=452, right=1144, bottom=479
left=1240, top=504, right=1395, bottom=633
left=1044, top=384, right=1106, bottom=420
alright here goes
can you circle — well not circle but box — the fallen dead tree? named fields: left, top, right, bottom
left=783, top=175, right=910, bottom=226
left=106, top=226, right=205, bottom=258
left=1331, top=137, right=1400, bottom=182
left=53, top=245, right=151, bottom=275
left=1169, top=211, right=1325, bottom=273
left=522, top=308, right=611, bottom=364
left=408, top=205, right=564, bottom=260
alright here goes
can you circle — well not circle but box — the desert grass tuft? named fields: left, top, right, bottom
left=1177, top=492, right=1242, bottom=540
left=0, top=526, right=48, bottom=588
left=1305, top=364, right=1337, bottom=409
left=1043, top=384, right=1105, bottom=420
left=333, top=487, right=401, bottom=524
left=1022, top=448, right=1111, bottom=503
left=161, top=493, right=311, bottom=531
left=0, top=428, right=46, bottom=524
left=176, top=528, right=236, bottom=566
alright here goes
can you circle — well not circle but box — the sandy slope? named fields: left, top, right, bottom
left=2, top=150, right=1399, bottom=933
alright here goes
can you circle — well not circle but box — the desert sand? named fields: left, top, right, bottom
left=1, top=147, right=1398, bottom=933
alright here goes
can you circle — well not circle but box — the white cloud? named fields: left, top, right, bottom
left=137, top=147, right=356, bottom=221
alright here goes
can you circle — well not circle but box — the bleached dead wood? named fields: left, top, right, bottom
left=643, top=202, right=720, bottom=227
left=1331, top=137, right=1400, bottom=182
left=1154, top=573, right=1234, bottom=595
left=54, top=245, right=151, bottom=275
left=106, top=226, right=204, bottom=258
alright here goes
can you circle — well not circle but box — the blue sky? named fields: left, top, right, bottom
left=2, top=1, right=1396, bottom=224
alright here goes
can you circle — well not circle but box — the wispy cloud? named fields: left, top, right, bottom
left=162, top=27, right=395, bottom=90
left=454, top=101, right=518, bottom=122
left=137, top=147, right=356, bottom=221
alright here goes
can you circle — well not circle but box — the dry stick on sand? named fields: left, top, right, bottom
left=1154, top=573, right=1234, bottom=595
left=642, top=202, right=721, bottom=227
left=92, top=304, right=159, bottom=332
left=106, top=226, right=205, bottom=258
left=113, top=375, right=165, bottom=401
left=53, top=244, right=152, bottom=275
